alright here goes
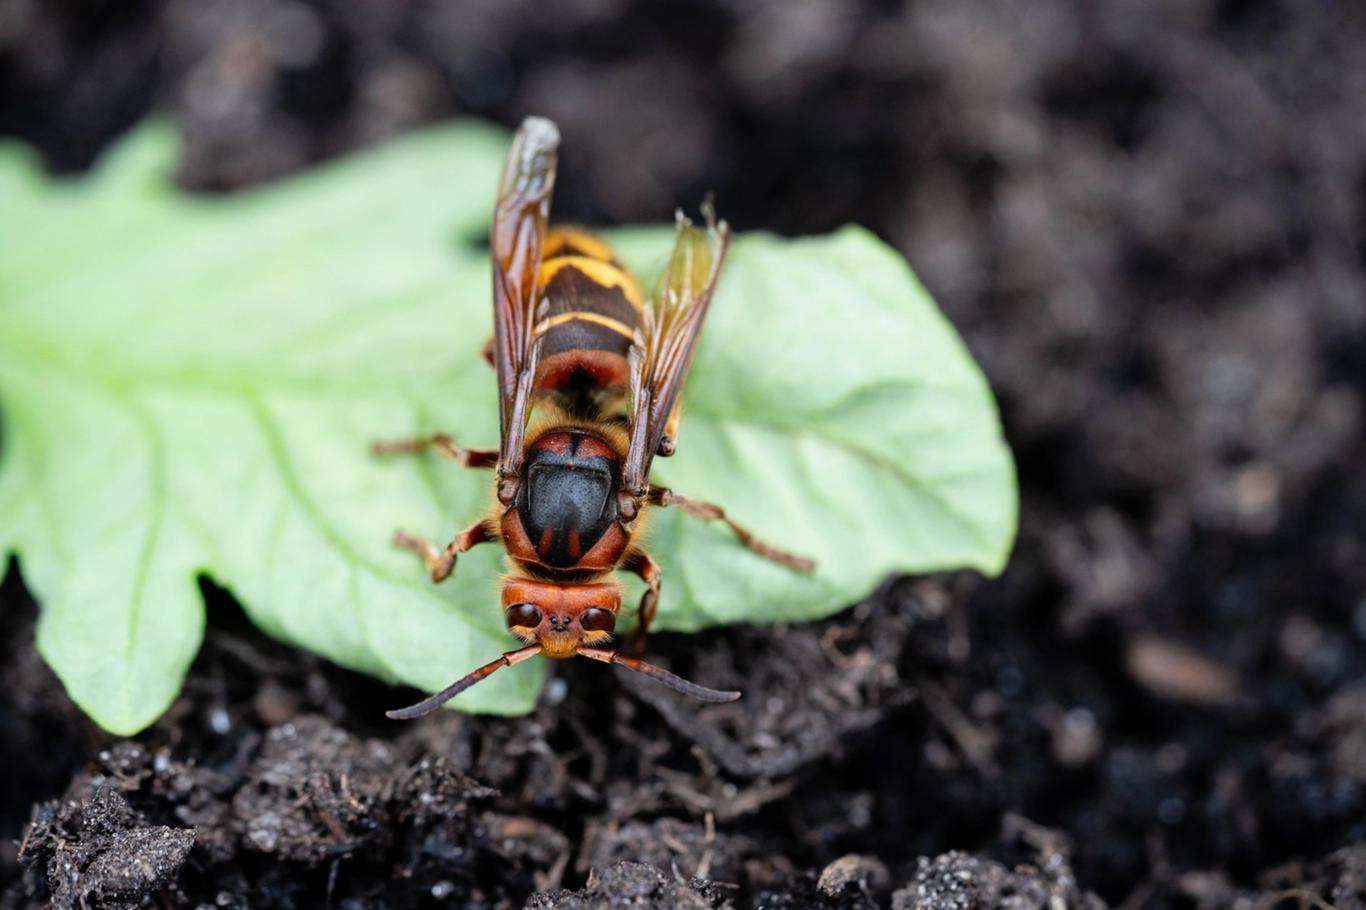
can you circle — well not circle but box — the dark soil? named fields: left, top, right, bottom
left=3, top=1, right=1365, bottom=908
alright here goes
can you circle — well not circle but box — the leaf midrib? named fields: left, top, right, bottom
left=116, top=387, right=169, bottom=725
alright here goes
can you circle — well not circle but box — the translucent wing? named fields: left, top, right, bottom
left=491, top=117, right=559, bottom=495
left=621, top=206, right=731, bottom=501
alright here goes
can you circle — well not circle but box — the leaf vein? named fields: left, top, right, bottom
left=112, top=387, right=169, bottom=724
left=244, top=392, right=505, bottom=644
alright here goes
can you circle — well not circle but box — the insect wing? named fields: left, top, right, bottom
left=491, top=117, right=559, bottom=481
left=622, top=207, right=731, bottom=496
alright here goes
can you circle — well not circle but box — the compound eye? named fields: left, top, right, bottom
left=579, top=608, right=616, bottom=633
left=505, top=603, right=542, bottom=629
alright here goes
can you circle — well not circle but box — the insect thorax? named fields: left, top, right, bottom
left=514, top=429, right=623, bottom=569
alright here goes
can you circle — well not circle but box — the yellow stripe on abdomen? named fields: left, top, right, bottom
left=543, top=227, right=622, bottom=264
left=534, top=310, right=636, bottom=340
left=538, top=255, right=645, bottom=313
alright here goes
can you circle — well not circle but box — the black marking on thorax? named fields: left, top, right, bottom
left=516, top=432, right=620, bottom=568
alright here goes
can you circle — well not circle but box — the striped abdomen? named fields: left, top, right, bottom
left=533, top=228, right=644, bottom=414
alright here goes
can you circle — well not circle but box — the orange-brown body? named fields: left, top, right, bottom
left=380, top=117, right=811, bottom=718
left=491, top=227, right=646, bottom=657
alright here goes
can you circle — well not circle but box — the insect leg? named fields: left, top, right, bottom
left=393, top=520, right=495, bottom=583
left=622, top=550, right=661, bottom=655
left=371, top=433, right=499, bottom=468
left=648, top=486, right=816, bottom=572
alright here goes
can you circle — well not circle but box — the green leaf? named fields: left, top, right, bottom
left=610, top=227, right=1017, bottom=629
left=0, top=120, right=1015, bottom=734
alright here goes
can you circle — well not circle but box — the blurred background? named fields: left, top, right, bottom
left=3, top=1, right=1365, bottom=908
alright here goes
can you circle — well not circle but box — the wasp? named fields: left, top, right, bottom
left=376, top=117, right=813, bottom=719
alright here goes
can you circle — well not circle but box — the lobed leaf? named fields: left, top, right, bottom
left=0, top=120, right=1015, bottom=733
